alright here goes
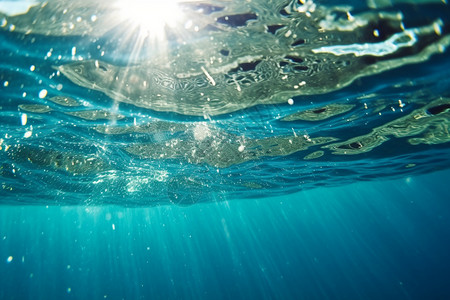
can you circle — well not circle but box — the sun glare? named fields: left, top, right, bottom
left=115, top=0, right=183, bottom=41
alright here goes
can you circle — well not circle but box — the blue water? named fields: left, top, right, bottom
left=1, top=0, right=450, bottom=299
left=1, top=171, right=450, bottom=299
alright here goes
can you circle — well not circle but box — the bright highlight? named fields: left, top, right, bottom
left=115, top=0, right=182, bottom=41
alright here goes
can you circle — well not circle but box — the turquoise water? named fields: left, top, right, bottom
left=1, top=0, right=450, bottom=299
left=1, top=171, right=450, bottom=299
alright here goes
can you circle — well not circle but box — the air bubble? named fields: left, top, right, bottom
left=39, top=89, right=48, bottom=98
left=21, top=114, right=27, bottom=126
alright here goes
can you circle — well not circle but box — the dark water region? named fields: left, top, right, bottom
left=1, top=170, right=450, bottom=300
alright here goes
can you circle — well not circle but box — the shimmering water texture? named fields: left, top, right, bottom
left=0, top=0, right=449, bottom=206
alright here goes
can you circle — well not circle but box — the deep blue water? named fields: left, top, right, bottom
left=1, top=171, right=450, bottom=300
left=1, top=0, right=450, bottom=299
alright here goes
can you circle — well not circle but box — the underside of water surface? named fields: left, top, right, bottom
left=0, top=0, right=449, bottom=206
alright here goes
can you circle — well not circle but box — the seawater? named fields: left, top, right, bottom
left=1, top=172, right=450, bottom=299
left=1, top=0, right=450, bottom=299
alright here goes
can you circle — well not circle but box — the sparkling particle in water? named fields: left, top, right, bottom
left=288, top=98, right=294, bottom=105
left=3, top=81, right=8, bottom=87
left=434, top=22, right=442, bottom=36
left=71, top=47, right=77, bottom=56
left=30, top=65, right=35, bottom=72
left=238, top=145, right=245, bottom=152
left=6, top=256, right=13, bottom=263
left=91, top=15, right=97, bottom=22
left=24, top=131, right=32, bottom=138
left=21, top=114, right=27, bottom=126
left=112, top=224, right=115, bottom=230
left=67, top=287, right=71, bottom=293
left=38, top=89, right=48, bottom=98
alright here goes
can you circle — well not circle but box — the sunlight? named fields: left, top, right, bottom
left=114, top=0, right=183, bottom=41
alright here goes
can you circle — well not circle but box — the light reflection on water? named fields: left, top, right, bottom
left=1, top=0, right=449, bottom=207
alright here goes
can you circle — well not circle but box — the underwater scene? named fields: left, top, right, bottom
left=1, top=0, right=450, bottom=299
